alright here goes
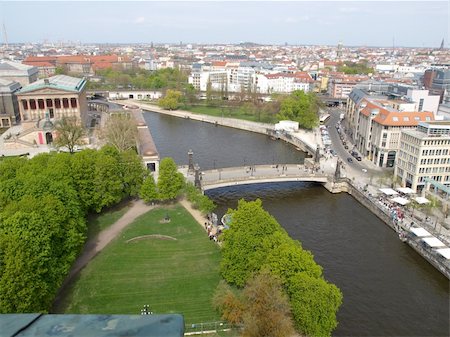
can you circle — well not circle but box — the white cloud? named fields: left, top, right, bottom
left=134, top=16, right=145, bottom=24
left=339, top=7, right=360, bottom=13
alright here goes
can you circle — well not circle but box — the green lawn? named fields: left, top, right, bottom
left=62, top=204, right=222, bottom=324
left=183, top=105, right=277, bottom=123
left=86, top=200, right=132, bottom=237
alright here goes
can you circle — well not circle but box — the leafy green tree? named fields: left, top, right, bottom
left=71, top=149, right=99, bottom=212
left=185, top=182, right=216, bottom=215
left=53, top=117, right=86, bottom=153
left=92, top=149, right=124, bottom=212
left=140, top=174, right=158, bottom=203
left=118, top=149, right=146, bottom=197
left=220, top=199, right=287, bottom=286
left=158, top=89, right=183, bottom=110
left=157, top=157, right=185, bottom=201
left=219, top=199, right=343, bottom=336
left=276, top=90, right=320, bottom=129
left=287, top=272, right=343, bottom=337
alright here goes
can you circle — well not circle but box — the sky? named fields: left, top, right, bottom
left=1, top=1, right=449, bottom=47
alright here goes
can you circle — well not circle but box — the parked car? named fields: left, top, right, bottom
left=344, top=145, right=349, bottom=149
left=356, top=156, right=362, bottom=161
left=347, top=157, right=353, bottom=163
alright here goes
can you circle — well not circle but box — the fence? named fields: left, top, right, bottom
left=184, top=321, right=237, bottom=335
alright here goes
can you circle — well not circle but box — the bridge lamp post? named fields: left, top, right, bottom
left=213, top=159, right=216, bottom=170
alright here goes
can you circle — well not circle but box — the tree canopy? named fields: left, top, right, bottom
left=220, top=199, right=343, bottom=337
left=158, top=89, right=183, bottom=110
left=157, top=157, right=185, bottom=201
left=53, top=117, right=86, bottom=153
left=276, top=90, right=320, bottom=129
left=0, top=147, right=146, bottom=313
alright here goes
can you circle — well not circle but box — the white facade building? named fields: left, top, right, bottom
left=395, top=121, right=450, bottom=192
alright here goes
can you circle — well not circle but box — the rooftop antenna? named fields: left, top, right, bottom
left=1, top=21, right=8, bottom=48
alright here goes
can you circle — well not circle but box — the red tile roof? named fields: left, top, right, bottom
left=360, top=100, right=434, bottom=126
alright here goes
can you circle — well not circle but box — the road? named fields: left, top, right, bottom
left=325, top=108, right=380, bottom=177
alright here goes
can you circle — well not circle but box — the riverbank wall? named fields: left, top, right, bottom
left=344, top=178, right=450, bottom=279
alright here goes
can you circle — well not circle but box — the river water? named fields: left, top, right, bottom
left=144, top=111, right=449, bottom=336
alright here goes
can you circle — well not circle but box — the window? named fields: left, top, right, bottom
left=403, top=116, right=409, bottom=122
left=63, top=98, right=69, bottom=108
left=38, top=99, right=45, bottom=109
left=418, top=98, right=424, bottom=111
left=70, top=98, right=77, bottom=108
left=29, top=99, right=36, bottom=110
left=55, top=99, right=61, bottom=109
left=22, top=100, right=28, bottom=110
left=46, top=99, right=53, bottom=107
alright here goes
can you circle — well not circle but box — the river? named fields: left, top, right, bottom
left=144, top=110, right=449, bottom=336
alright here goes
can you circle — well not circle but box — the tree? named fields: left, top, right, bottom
left=158, top=89, right=183, bottom=110
left=157, top=157, right=185, bottom=201
left=185, top=182, right=216, bottom=215
left=140, top=174, right=158, bottom=203
left=241, top=270, right=295, bottom=337
left=287, top=272, right=343, bottom=337
left=53, top=117, right=86, bottom=153
left=213, top=280, right=245, bottom=325
left=213, top=270, right=295, bottom=337
left=220, top=199, right=284, bottom=286
left=276, top=91, right=320, bottom=129
left=100, top=113, right=138, bottom=152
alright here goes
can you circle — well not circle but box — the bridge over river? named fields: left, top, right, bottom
left=182, top=164, right=330, bottom=191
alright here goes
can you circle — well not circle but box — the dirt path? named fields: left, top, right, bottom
left=179, top=198, right=208, bottom=231
left=52, top=199, right=155, bottom=311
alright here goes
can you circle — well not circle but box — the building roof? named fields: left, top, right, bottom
left=360, top=99, right=434, bottom=126
left=0, top=78, right=21, bottom=92
left=18, top=75, right=87, bottom=94
left=0, top=60, right=38, bottom=77
left=0, top=314, right=184, bottom=337
left=23, top=61, right=55, bottom=68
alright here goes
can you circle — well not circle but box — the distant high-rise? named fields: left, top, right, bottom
left=337, top=41, right=343, bottom=58
left=439, top=38, right=444, bottom=50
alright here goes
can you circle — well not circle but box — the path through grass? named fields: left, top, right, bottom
left=63, top=204, right=222, bottom=324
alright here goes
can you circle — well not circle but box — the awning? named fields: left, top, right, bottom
left=421, top=236, right=446, bottom=248
left=379, top=188, right=398, bottom=196
left=414, top=196, right=430, bottom=204
left=390, top=196, right=410, bottom=205
left=436, top=248, right=450, bottom=259
left=410, top=227, right=432, bottom=237
left=396, top=187, right=415, bottom=194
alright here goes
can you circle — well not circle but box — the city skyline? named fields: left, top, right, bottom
left=1, top=1, right=449, bottom=48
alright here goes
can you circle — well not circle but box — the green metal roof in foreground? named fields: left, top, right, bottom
left=18, top=75, right=87, bottom=94
left=0, top=314, right=184, bottom=337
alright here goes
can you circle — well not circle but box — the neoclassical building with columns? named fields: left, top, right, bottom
left=10, top=75, right=88, bottom=146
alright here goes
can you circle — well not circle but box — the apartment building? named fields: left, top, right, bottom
left=355, top=99, right=434, bottom=168
left=395, top=121, right=450, bottom=192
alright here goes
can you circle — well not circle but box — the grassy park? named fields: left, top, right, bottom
left=62, top=204, right=222, bottom=324
left=183, top=105, right=277, bottom=123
